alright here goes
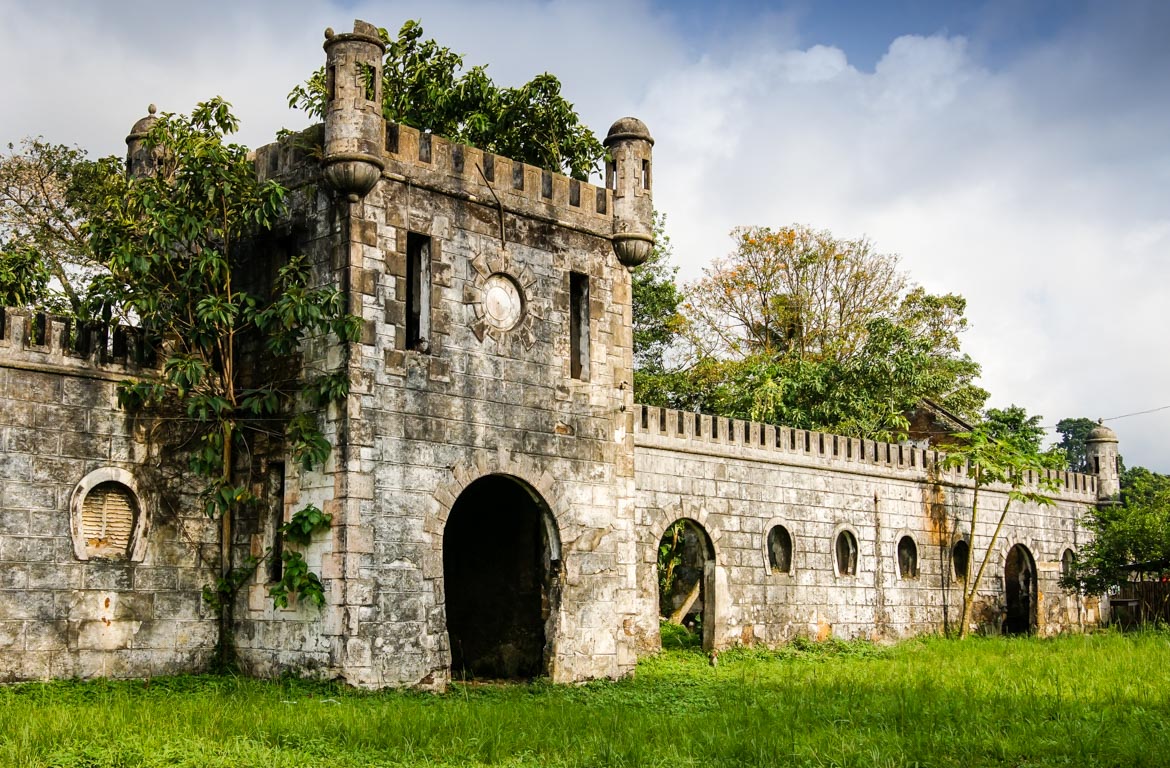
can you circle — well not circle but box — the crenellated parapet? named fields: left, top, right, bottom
left=253, top=121, right=618, bottom=240
left=633, top=403, right=1098, bottom=501
left=0, top=308, right=159, bottom=380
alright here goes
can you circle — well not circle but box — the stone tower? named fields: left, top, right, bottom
left=322, top=20, right=386, bottom=201
left=603, top=117, right=655, bottom=269
left=125, top=104, right=160, bottom=178
left=1086, top=420, right=1121, bottom=504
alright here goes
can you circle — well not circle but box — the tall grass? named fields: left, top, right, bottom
left=1, top=630, right=1167, bottom=767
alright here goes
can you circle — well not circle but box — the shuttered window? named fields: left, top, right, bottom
left=81, top=482, right=137, bottom=558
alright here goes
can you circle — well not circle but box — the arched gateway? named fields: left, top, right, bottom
left=443, top=474, right=561, bottom=680
left=1003, top=543, right=1037, bottom=635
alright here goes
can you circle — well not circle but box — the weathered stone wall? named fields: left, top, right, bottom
left=0, top=311, right=218, bottom=680
left=232, top=123, right=643, bottom=688
left=633, top=406, right=1099, bottom=648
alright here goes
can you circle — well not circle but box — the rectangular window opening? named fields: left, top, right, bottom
left=569, top=271, right=590, bottom=380
left=385, top=123, right=399, bottom=154
left=642, top=159, right=651, bottom=191
left=267, top=462, right=286, bottom=584
left=406, top=233, right=432, bottom=352
left=360, top=63, right=378, bottom=102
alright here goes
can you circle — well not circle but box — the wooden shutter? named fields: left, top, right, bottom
left=81, top=482, right=136, bottom=557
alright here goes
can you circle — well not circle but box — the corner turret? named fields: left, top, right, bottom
left=603, top=117, right=654, bottom=270
left=125, top=104, right=160, bottom=178
left=322, top=20, right=386, bottom=201
left=1086, top=420, right=1120, bottom=505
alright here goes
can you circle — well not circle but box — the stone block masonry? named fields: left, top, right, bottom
left=0, top=311, right=219, bottom=680
left=632, top=406, right=1099, bottom=647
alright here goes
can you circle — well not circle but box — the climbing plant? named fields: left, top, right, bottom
left=87, top=99, right=359, bottom=664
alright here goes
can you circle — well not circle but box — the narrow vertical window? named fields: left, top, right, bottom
left=406, top=233, right=431, bottom=351
left=642, top=159, right=651, bottom=191
left=267, top=462, right=285, bottom=584
left=569, top=271, right=590, bottom=380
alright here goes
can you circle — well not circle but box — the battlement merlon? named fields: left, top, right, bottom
left=0, top=309, right=160, bottom=380
left=632, top=404, right=1101, bottom=503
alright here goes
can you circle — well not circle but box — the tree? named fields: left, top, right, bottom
left=87, top=99, right=359, bottom=664
left=0, top=139, right=120, bottom=313
left=1061, top=466, right=1170, bottom=607
left=651, top=224, right=988, bottom=440
left=982, top=405, right=1047, bottom=453
left=1054, top=417, right=1100, bottom=473
left=716, top=318, right=985, bottom=440
left=289, top=20, right=604, bottom=180
left=941, top=427, right=1063, bottom=638
left=683, top=225, right=907, bottom=362
left=631, top=213, right=689, bottom=406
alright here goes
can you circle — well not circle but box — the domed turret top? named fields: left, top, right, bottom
left=604, top=117, right=653, bottom=147
left=126, top=104, right=158, bottom=143
left=1087, top=420, right=1118, bottom=443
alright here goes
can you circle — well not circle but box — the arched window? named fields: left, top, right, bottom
left=835, top=530, right=858, bottom=576
left=70, top=468, right=148, bottom=561
left=767, top=525, right=793, bottom=574
left=952, top=539, right=970, bottom=581
left=897, top=535, right=919, bottom=579
left=1061, top=548, right=1076, bottom=578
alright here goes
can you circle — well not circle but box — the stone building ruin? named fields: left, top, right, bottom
left=0, top=20, right=1115, bottom=688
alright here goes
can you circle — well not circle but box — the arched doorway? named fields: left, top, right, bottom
left=1003, top=544, right=1037, bottom=635
left=443, top=474, right=560, bottom=680
left=657, top=519, right=716, bottom=650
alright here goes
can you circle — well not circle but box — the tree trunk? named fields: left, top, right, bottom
left=668, top=579, right=701, bottom=625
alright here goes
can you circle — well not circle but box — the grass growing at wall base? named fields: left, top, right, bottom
left=2, top=630, right=1168, bottom=767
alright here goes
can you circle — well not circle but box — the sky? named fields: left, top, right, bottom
left=2, top=0, right=1168, bottom=469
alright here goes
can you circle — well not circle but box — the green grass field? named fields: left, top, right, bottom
left=2, top=630, right=1168, bottom=767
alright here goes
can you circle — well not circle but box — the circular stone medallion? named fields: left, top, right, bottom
left=482, top=273, right=525, bottom=331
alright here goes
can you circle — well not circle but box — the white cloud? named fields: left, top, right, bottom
left=2, top=0, right=1166, bottom=468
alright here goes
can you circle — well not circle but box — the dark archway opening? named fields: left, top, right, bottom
left=657, top=519, right=716, bottom=651
left=443, top=475, right=559, bottom=680
left=1004, top=543, right=1037, bottom=635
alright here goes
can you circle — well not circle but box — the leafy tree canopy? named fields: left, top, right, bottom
left=289, top=20, right=604, bottom=180
left=0, top=139, right=120, bottom=314
left=1054, top=417, right=1100, bottom=474
left=982, top=405, right=1047, bottom=453
left=634, top=223, right=988, bottom=441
